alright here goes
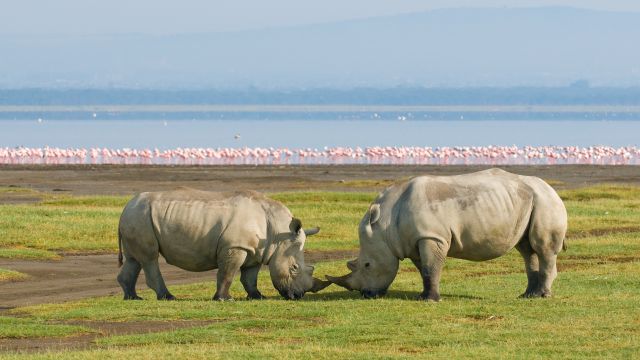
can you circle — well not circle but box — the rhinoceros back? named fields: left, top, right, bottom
left=389, top=169, right=540, bottom=261
left=146, top=190, right=271, bottom=271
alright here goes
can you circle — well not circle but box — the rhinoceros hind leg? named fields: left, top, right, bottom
left=141, top=259, right=175, bottom=300
left=516, top=239, right=540, bottom=298
left=240, top=264, right=265, bottom=300
left=213, top=248, right=248, bottom=301
left=416, top=238, right=448, bottom=302
left=530, top=252, right=557, bottom=298
left=118, top=257, right=143, bottom=300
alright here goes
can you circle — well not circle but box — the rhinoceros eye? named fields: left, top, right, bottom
left=290, top=263, right=299, bottom=273
left=364, top=262, right=370, bottom=268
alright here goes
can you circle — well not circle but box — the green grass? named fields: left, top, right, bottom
left=1, top=185, right=640, bottom=358
left=7, top=252, right=640, bottom=358
left=0, top=317, right=89, bottom=339
left=0, top=247, right=60, bottom=260
left=0, top=191, right=373, bottom=255
left=3, top=185, right=640, bottom=257
left=559, top=185, right=640, bottom=239
left=0, top=268, right=28, bottom=282
left=271, top=192, right=374, bottom=250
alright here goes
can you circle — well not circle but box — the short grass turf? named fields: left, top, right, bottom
left=0, top=268, right=28, bottom=282
left=1, top=184, right=640, bottom=257
left=0, top=317, right=89, bottom=339
left=0, top=185, right=639, bottom=358
left=7, top=250, right=640, bottom=358
left=0, top=190, right=373, bottom=256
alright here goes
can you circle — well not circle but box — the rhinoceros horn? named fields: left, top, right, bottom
left=309, top=277, right=332, bottom=293
left=325, top=273, right=354, bottom=291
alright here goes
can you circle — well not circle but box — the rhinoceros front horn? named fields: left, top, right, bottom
left=309, top=277, right=332, bottom=293
left=325, top=273, right=353, bottom=291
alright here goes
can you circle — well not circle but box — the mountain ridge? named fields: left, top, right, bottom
left=1, top=6, right=638, bottom=88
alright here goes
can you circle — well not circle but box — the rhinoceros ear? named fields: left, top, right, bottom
left=369, top=204, right=381, bottom=225
left=289, top=218, right=303, bottom=234
left=347, top=258, right=358, bottom=271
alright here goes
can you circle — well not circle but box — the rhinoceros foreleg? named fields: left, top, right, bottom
left=117, top=257, right=143, bottom=300
left=240, top=265, right=265, bottom=300
left=213, top=248, right=247, bottom=301
left=416, top=238, right=448, bottom=302
left=516, top=240, right=540, bottom=298
left=141, top=259, right=175, bottom=300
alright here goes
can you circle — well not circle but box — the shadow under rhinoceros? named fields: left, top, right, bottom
left=299, top=290, right=485, bottom=301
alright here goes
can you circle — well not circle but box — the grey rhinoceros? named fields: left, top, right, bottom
left=327, top=168, right=567, bottom=300
left=117, top=188, right=330, bottom=301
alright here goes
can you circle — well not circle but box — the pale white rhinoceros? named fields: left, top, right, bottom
left=327, top=168, right=567, bottom=300
left=117, top=188, right=330, bottom=301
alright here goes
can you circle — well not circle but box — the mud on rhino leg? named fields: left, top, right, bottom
left=240, top=264, right=265, bottom=300
left=516, top=239, right=540, bottom=298
left=416, top=238, right=448, bottom=302
left=142, top=258, right=175, bottom=300
left=117, top=256, right=143, bottom=300
left=213, top=248, right=248, bottom=301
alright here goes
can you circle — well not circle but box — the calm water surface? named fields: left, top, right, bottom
left=2, top=119, right=639, bottom=148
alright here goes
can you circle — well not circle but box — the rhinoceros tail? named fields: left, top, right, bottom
left=562, top=238, right=567, bottom=252
left=118, top=228, right=123, bottom=267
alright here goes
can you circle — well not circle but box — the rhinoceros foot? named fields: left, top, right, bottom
left=520, top=290, right=552, bottom=299
left=157, top=293, right=176, bottom=301
left=123, top=295, right=144, bottom=300
left=246, top=291, right=266, bottom=300
left=416, top=292, right=441, bottom=302
left=213, top=294, right=234, bottom=301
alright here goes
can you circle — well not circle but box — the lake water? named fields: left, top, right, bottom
left=1, top=119, right=639, bottom=149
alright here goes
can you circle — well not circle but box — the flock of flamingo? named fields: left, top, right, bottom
left=1, top=146, right=639, bottom=165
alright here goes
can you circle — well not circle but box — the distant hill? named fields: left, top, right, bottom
left=1, top=7, right=639, bottom=88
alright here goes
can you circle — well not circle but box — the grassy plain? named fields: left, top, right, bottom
left=1, top=185, right=639, bottom=358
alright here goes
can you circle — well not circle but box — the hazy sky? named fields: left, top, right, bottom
left=2, top=0, right=640, bottom=35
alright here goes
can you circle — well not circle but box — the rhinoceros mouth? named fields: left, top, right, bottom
left=277, top=288, right=304, bottom=300
left=361, top=288, right=387, bottom=299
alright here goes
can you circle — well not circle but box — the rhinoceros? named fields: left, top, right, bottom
left=117, top=188, right=330, bottom=301
left=327, top=168, right=567, bottom=300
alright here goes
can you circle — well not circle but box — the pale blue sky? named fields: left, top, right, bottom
left=2, top=0, right=640, bottom=35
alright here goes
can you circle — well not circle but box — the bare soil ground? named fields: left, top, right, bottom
left=0, top=254, right=214, bottom=309
left=1, top=164, right=639, bottom=198
left=0, top=164, right=638, bottom=352
left=0, top=250, right=356, bottom=309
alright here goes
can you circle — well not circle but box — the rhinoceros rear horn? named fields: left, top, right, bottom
left=347, top=258, right=358, bottom=271
left=309, top=277, right=332, bottom=293
left=326, top=273, right=353, bottom=291
left=304, top=227, right=320, bottom=236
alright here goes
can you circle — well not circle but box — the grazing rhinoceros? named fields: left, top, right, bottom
left=117, top=188, right=330, bottom=301
left=327, top=168, right=567, bottom=300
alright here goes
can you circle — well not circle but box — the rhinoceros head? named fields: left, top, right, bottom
left=326, top=203, right=399, bottom=298
left=268, top=218, right=331, bottom=300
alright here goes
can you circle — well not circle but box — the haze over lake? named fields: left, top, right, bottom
left=3, top=118, right=639, bottom=149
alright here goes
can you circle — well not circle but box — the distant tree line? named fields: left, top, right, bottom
left=1, top=87, right=640, bottom=105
